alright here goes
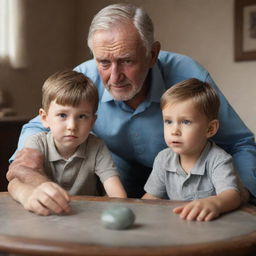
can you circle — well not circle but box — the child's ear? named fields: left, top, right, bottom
left=206, top=119, right=219, bottom=138
left=39, top=108, right=50, bottom=128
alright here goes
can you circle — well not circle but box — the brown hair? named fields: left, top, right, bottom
left=160, top=78, right=220, bottom=120
left=42, top=70, right=98, bottom=113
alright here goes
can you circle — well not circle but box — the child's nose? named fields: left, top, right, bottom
left=171, top=124, right=181, bottom=135
left=67, top=119, right=76, bottom=130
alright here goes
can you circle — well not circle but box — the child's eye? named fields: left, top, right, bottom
left=164, top=119, right=172, bottom=125
left=79, top=114, right=88, bottom=119
left=58, top=113, right=67, bottom=118
left=182, top=120, right=191, bottom=125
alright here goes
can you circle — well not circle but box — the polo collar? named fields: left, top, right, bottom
left=190, top=141, right=211, bottom=175
left=166, top=141, right=212, bottom=176
left=47, top=132, right=87, bottom=162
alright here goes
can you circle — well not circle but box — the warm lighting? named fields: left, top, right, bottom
left=0, top=0, right=8, bottom=59
left=0, top=0, right=27, bottom=68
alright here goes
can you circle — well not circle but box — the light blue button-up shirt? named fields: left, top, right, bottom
left=11, top=51, right=256, bottom=197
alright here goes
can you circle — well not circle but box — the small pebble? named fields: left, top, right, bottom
left=101, top=205, right=135, bottom=230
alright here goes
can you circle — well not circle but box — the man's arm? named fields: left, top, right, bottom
left=7, top=148, right=48, bottom=185
left=206, top=75, right=256, bottom=198
left=7, top=115, right=48, bottom=183
left=9, top=115, right=48, bottom=162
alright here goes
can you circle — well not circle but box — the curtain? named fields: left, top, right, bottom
left=0, top=0, right=27, bottom=68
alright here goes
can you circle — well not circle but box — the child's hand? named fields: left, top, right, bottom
left=173, top=197, right=220, bottom=221
left=23, top=182, right=71, bottom=216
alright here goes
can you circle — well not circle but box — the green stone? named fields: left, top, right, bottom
left=101, top=205, right=135, bottom=230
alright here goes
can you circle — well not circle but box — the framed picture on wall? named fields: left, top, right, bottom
left=235, top=0, right=256, bottom=61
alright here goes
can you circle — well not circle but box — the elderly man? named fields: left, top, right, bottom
left=8, top=4, right=255, bottom=210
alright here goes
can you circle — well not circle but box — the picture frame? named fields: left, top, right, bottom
left=234, top=0, right=256, bottom=61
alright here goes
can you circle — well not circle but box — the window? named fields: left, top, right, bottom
left=0, top=0, right=27, bottom=68
left=0, top=0, right=8, bottom=59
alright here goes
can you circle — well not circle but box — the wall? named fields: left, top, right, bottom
left=0, top=0, right=82, bottom=118
left=124, top=0, right=256, bottom=134
left=145, top=0, right=256, bottom=134
left=0, top=0, right=255, bottom=135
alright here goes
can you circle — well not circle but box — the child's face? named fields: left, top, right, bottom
left=40, top=99, right=96, bottom=159
left=162, top=99, right=215, bottom=159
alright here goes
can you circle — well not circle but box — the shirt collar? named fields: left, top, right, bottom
left=47, top=132, right=87, bottom=162
left=164, top=141, right=212, bottom=176
left=190, top=141, right=211, bottom=175
left=102, top=88, right=113, bottom=102
left=147, top=64, right=166, bottom=103
left=165, top=151, right=183, bottom=174
left=101, top=63, right=166, bottom=104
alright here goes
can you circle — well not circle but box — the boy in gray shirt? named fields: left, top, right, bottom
left=143, top=78, right=245, bottom=221
left=8, top=70, right=126, bottom=215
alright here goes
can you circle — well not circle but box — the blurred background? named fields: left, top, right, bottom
left=0, top=0, right=255, bottom=191
left=0, top=0, right=255, bottom=134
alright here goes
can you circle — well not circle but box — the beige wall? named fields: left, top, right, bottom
left=0, top=0, right=255, bottom=134
left=0, top=0, right=81, bottom=118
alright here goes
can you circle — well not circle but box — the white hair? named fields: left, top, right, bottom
left=87, top=3, right=155, bottom=55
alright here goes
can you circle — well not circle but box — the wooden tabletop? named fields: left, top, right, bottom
left=0, top=192, right=255, bottom=256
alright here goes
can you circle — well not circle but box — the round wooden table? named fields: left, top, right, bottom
left=0, top=192, right=255, bottom=256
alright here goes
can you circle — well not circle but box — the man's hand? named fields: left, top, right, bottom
left=22, top=182, right=71, bottom=216
left=173, top=197, right=220, bottom=221
left=7, top=148, right=47, bottom=185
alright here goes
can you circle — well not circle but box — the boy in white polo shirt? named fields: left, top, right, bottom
left=143, top=78, right=245, bottom=221
left=8, top=70, right=127, bottom=215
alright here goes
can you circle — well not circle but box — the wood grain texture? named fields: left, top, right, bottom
left=0, top=192, right=255, bottom=256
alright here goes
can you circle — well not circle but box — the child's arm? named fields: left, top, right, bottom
left=8, top=175, right=71, bottom=216
left=173, top=189, right=241, bottom=221
left=103, top=176, right=127, bottom=198
left=142, top=193, right=161, bottom=200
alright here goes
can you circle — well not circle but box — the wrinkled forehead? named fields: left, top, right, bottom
left=91, top=23, right=145, bottom=57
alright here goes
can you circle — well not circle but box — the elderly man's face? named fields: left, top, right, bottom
left=92, top=23, right=156, bottom=103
